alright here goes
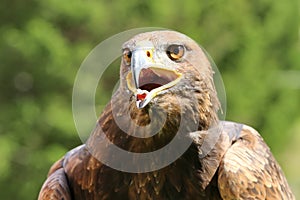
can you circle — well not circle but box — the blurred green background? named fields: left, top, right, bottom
left=0, top=0, right=299, bottom=199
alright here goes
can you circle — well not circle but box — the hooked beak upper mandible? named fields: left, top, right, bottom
left=131, top=48, right=154, bottom=89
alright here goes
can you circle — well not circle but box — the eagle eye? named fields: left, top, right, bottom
left=166, top=44, right=185, bottom=61
left=123, top=48, right=132, bottom=65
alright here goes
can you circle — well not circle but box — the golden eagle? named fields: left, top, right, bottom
left=38, top=31, right=295, bottom=199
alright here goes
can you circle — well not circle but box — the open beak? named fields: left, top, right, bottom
left=126, top=49, right=182, bottom=109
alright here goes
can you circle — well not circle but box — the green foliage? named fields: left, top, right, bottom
left=0, top=0, right=299, bottom=199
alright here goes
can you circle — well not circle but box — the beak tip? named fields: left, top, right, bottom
left=136, top=100, right=145, bottom=109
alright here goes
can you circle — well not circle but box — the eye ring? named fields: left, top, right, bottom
left=166, top=44, right=185, bottom=61
left=123, top=48, right=132, bottom=65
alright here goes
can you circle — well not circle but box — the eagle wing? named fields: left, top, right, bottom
left=38, top=145, right=107, bottom=200
left=38, top=158, right=72, bottom=200
left=218, top=123, right=295, bottom=200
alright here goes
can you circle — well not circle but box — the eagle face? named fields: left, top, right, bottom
left=120, top=31, right=217, bottom=113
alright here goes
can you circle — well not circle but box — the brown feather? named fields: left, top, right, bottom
left=38, top=162, right=71, bottom=200
left=218, top=124, right=295, bottom=200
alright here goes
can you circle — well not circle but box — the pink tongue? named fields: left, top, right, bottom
left=137, top=93, right=147, bottom=101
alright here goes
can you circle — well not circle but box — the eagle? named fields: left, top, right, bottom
left=38, top=30, right=295, bottom=200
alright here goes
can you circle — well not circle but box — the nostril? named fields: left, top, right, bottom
left=146, top=51, right=151, bottom=58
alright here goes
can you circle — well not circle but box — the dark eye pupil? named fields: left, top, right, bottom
left=173, top=48, right=179, bottom=54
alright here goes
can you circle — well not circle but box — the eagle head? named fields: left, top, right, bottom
left=118, top=30, right=220, bottom=130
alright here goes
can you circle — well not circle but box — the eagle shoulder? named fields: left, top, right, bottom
left=218, top=123, right=295, bottom=200
left=38, top=157, right=71, bottom=200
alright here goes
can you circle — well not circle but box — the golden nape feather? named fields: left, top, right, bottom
left=38, top=30, right=295, bottom=200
